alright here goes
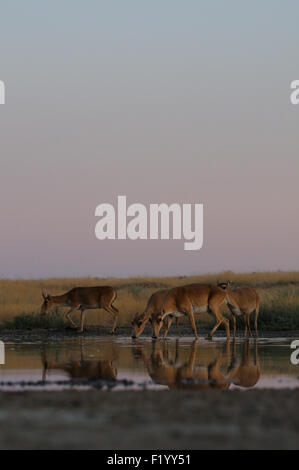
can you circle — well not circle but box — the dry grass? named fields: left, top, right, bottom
left=0, top=271, right=299, bottom=330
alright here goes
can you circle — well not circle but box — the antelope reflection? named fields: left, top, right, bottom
left=137, top=339, right=260, bottom=390
left=227, top=339, right=260, bottom=388
left=41, top=341, right=117, bottom=382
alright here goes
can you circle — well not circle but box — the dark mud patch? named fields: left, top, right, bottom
left=0, top=389, right=299, bottom=449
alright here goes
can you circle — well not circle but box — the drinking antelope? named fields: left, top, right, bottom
left=151, top=283, right=230, bottom=340
left=40, top=286, right=118, bottom=333
left=131, top=289, right=179, bottom=339
left=217, top=282, right=260, bottom=337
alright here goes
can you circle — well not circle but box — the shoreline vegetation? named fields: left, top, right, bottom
left=0, top=271, right=299, bottom=332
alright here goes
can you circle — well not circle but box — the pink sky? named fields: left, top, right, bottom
left=0, top=1, right=298, bottom=278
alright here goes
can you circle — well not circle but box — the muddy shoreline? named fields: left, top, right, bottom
left=0, top=331, right=299, bottom=450
left=0, top=389, right=298, bottom=449
left=1, top=326, right=299, bottom=342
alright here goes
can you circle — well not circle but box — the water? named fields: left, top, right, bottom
left=0, top=336, right=298, bottom=391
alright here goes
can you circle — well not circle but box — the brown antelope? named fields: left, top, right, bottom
left=131, top=289, right=179, bottom=339
left=217, top=282, right=260, bottom=337
left=151, top=283, right=230, bottom=340
left=40, top=286, right=118, bottom=333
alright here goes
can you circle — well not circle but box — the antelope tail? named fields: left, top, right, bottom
left=111, top=291, right=119, bottom=313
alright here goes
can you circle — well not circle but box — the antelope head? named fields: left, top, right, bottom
left=131, top=312, right=148, bottom=339
left=217, top=280, right=231, bottom=291
left=40, top=288, right=53, bottom=315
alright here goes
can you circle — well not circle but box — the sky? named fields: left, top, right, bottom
left=0, top=0, right=298, bottom=278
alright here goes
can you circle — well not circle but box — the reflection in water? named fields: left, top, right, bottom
left=136, top=339, right=260, bottom=390
left=42, top=357, right=117, bottom=382
left=228, top=340, right=260, bottom=388
left=0, top=336, right=297, bottom=391
left=41, top=339, right=117, bottom=382
left=44, top=360, right=117, bottom=381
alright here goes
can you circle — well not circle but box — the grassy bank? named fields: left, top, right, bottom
left=0, top=271, right=299, bottom=331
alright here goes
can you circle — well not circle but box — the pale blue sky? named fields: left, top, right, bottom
left=0, top=1, right=298, bottom=277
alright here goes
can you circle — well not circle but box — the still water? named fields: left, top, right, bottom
left=0, top=336, right=298, bottom=391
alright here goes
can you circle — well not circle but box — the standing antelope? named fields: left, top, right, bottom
left=217, top=282, right=260, bottom=337
left=40, top=286, right=118, bottom=333
left=131, top=289, right=179, bottom=339
left=152, top=283, right=230, bottom=340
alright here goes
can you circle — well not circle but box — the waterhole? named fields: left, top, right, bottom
left=0, top=336, right=298, bottom=391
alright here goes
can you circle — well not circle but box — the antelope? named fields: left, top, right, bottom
left=40, top=286, right=118, bottom=333
left=131, top=289, right=179, bottom=339
left=151, top=283, right=230, bottom=340
left=217, top=282, right=260, bottom=337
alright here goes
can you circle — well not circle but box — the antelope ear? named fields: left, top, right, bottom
left=133, top=312, right=139, bottom=321
left=42, top=288, right=48, bottom=299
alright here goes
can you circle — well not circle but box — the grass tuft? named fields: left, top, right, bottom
left=1, top=311, right=67, bottom=330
